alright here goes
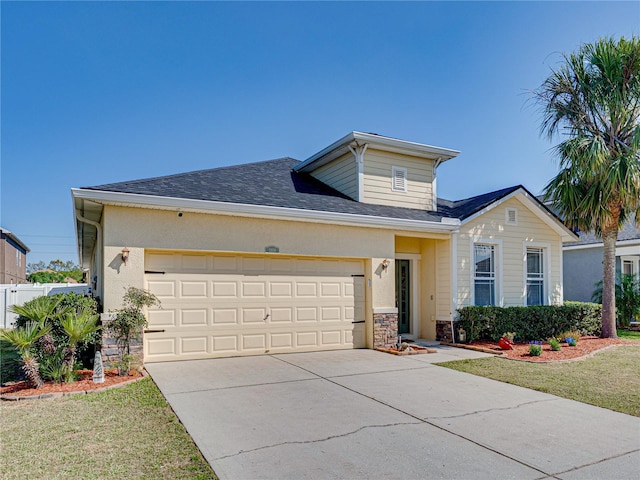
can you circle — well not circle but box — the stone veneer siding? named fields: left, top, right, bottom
left=374, top=312, right=399, bottom=348
left=100, top=313, right=143, bottom=367
left=436, top=320, right=461, bottom=343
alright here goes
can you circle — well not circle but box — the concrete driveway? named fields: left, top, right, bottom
left=146, top=347, right=640, bottom=480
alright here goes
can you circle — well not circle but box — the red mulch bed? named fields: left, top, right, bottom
left=470, top=336, right=640, bottom=362
left=0, top=369, right=143, bottom=398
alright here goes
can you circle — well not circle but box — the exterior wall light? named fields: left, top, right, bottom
left=121, top=247, right=130, bottom=265
left=381, top=258, right=390, bottom=270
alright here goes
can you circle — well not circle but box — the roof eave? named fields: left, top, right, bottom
left=71, top=188, right=461, bottom=234
left=294, top=131, right=460, bottom=173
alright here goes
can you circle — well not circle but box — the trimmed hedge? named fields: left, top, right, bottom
left=457, top=302, right=602, bottom=343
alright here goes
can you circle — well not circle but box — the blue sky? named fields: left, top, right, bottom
left=1, top=1, right=638, bottom=266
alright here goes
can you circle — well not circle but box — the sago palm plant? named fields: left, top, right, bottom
left=0, top=322, right=51, bottom=388
left=10, top=295, right=65, bottom=355
left=60, top=308, right=100, bottom=379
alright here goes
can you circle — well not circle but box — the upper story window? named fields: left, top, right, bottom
left=391, top=166, right=407, bottom=192
left=474, top=244, right=496, bottom=306
left=526, top=247, right=545, bottom=305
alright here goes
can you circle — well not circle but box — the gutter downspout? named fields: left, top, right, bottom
left=75, top=210, right=102, bottom=301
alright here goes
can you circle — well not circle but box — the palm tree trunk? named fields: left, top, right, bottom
left=601, top=227, right=618, bottom=338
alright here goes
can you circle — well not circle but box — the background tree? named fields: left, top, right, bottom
left=27, top=259, right=84, bottom=283
left=534, top=37, right=640, bottom=338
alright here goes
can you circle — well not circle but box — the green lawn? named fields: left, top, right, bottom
left=0, top=378, right=217, bottom=480
left=438, top=345, right=640, bottom=417
left=617, top=329, right=640, bottom=340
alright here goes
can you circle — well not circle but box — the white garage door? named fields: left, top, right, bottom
left=143, top=252, right=366, bottom=362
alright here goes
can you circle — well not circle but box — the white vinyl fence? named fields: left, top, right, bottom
left=0, top=283, right=91, bottom=329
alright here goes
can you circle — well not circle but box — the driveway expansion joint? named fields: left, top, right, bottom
left=550, top=448, right=640, bottom=477
left=165, top=377, right=320, bottom=396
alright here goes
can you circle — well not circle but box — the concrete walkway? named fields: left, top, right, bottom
left=146, top=347, right=640, bottom=480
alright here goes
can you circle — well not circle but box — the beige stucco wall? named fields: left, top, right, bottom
left=456, top=195, right=564, bottom=307
left=362, top=148, right=435, bottom=211
left=100, top=205, right=398, bottom=312
left=310, top=152, right=357, bottom=200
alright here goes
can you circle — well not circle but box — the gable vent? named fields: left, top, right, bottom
left=506, top=207, right=518, bottom=225
left=391, top=166, right=407, bottom=192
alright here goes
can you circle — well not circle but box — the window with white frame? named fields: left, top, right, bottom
left=621, top=256, right=638, bottom=276
left=526, top=247, right=545, bottom=305
left=474, top=244, right=496, bottom=306
left=391, top=166, right=407, bottom=192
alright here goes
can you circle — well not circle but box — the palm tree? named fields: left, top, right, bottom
left=534, top=37, right=640, bottom=338
left=60, top=308, right=100, bottom=378
left=0, top=323, right=51, bottom=388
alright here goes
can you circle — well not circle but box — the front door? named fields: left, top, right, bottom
left=395, top=259, right=411, bottom=335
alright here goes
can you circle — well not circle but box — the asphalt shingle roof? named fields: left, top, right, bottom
left=84, top=158, right=531, bottom=223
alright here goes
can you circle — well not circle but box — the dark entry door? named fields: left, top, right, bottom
left=395, top=259, right=411, bottom=335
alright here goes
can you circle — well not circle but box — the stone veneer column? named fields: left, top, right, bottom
left=373, top=312, right=399, bottom=348
left=99, top=313, right=143, bottom=367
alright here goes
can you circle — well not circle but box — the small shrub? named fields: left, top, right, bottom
left=556, top=330, right=582, bottom=343
left=565, top=337, right=577, bottom=347
left=548, top=337, right=562, bottom=351
left=108, top=287, right=160, bottom=374
left=529, top=341, right=543, bottom=356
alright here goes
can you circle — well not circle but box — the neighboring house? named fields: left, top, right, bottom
left=562, top=217, right=640, bottom=302
left=72, top=131, right=577, bottom=362
left=0, top=228, right=29, bottom=284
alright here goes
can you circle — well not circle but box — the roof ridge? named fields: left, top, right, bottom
left=83, top=157, right=300, bottom=190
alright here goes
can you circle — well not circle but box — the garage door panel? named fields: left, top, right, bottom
left=270, top=308, right=293, bottom=323
left=242, top=308, right=267, bottom=323
left=242, top=257, right=266, bottom=272
left=320, top=307, right=341, bottom=321
left=243, top=334, right=266, bottom=350
left=181, top=336, right=208, bottom=354
left=320, top=283, right=341, bottom=297
left=145, top=253, right=366, bottom=362
left=181, top=254, right=208, bottom=270
left=296, top=331, right=318, bottom=347
left=147, top=280, right=176, bottom=298
left=270, top=333, right=293, bottom=348
left=213, top=256, right=238, bottom=272
left=242, top=282, right=266, bottom=297
left=269, top=282, right=292, bottom=297
left=296, top=282, right=317, bottom=296
left=212, top=335, right=238, bottom=352
left=321, top=330, right=342, bottom=345
left=296, top=307, right=317, bottom=322
left=180, top=281, right=208, bottom=297
left=213, top=308, right=238, bottom=324
left=212, top=281, right=237, bottom=297
left=147, top=337, right=176, bottom=356
left=146, top=253, right=176, bottom=270
left=148, top=309, right=175, bottom=327
left=181, top=309, right=208, bottom=326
